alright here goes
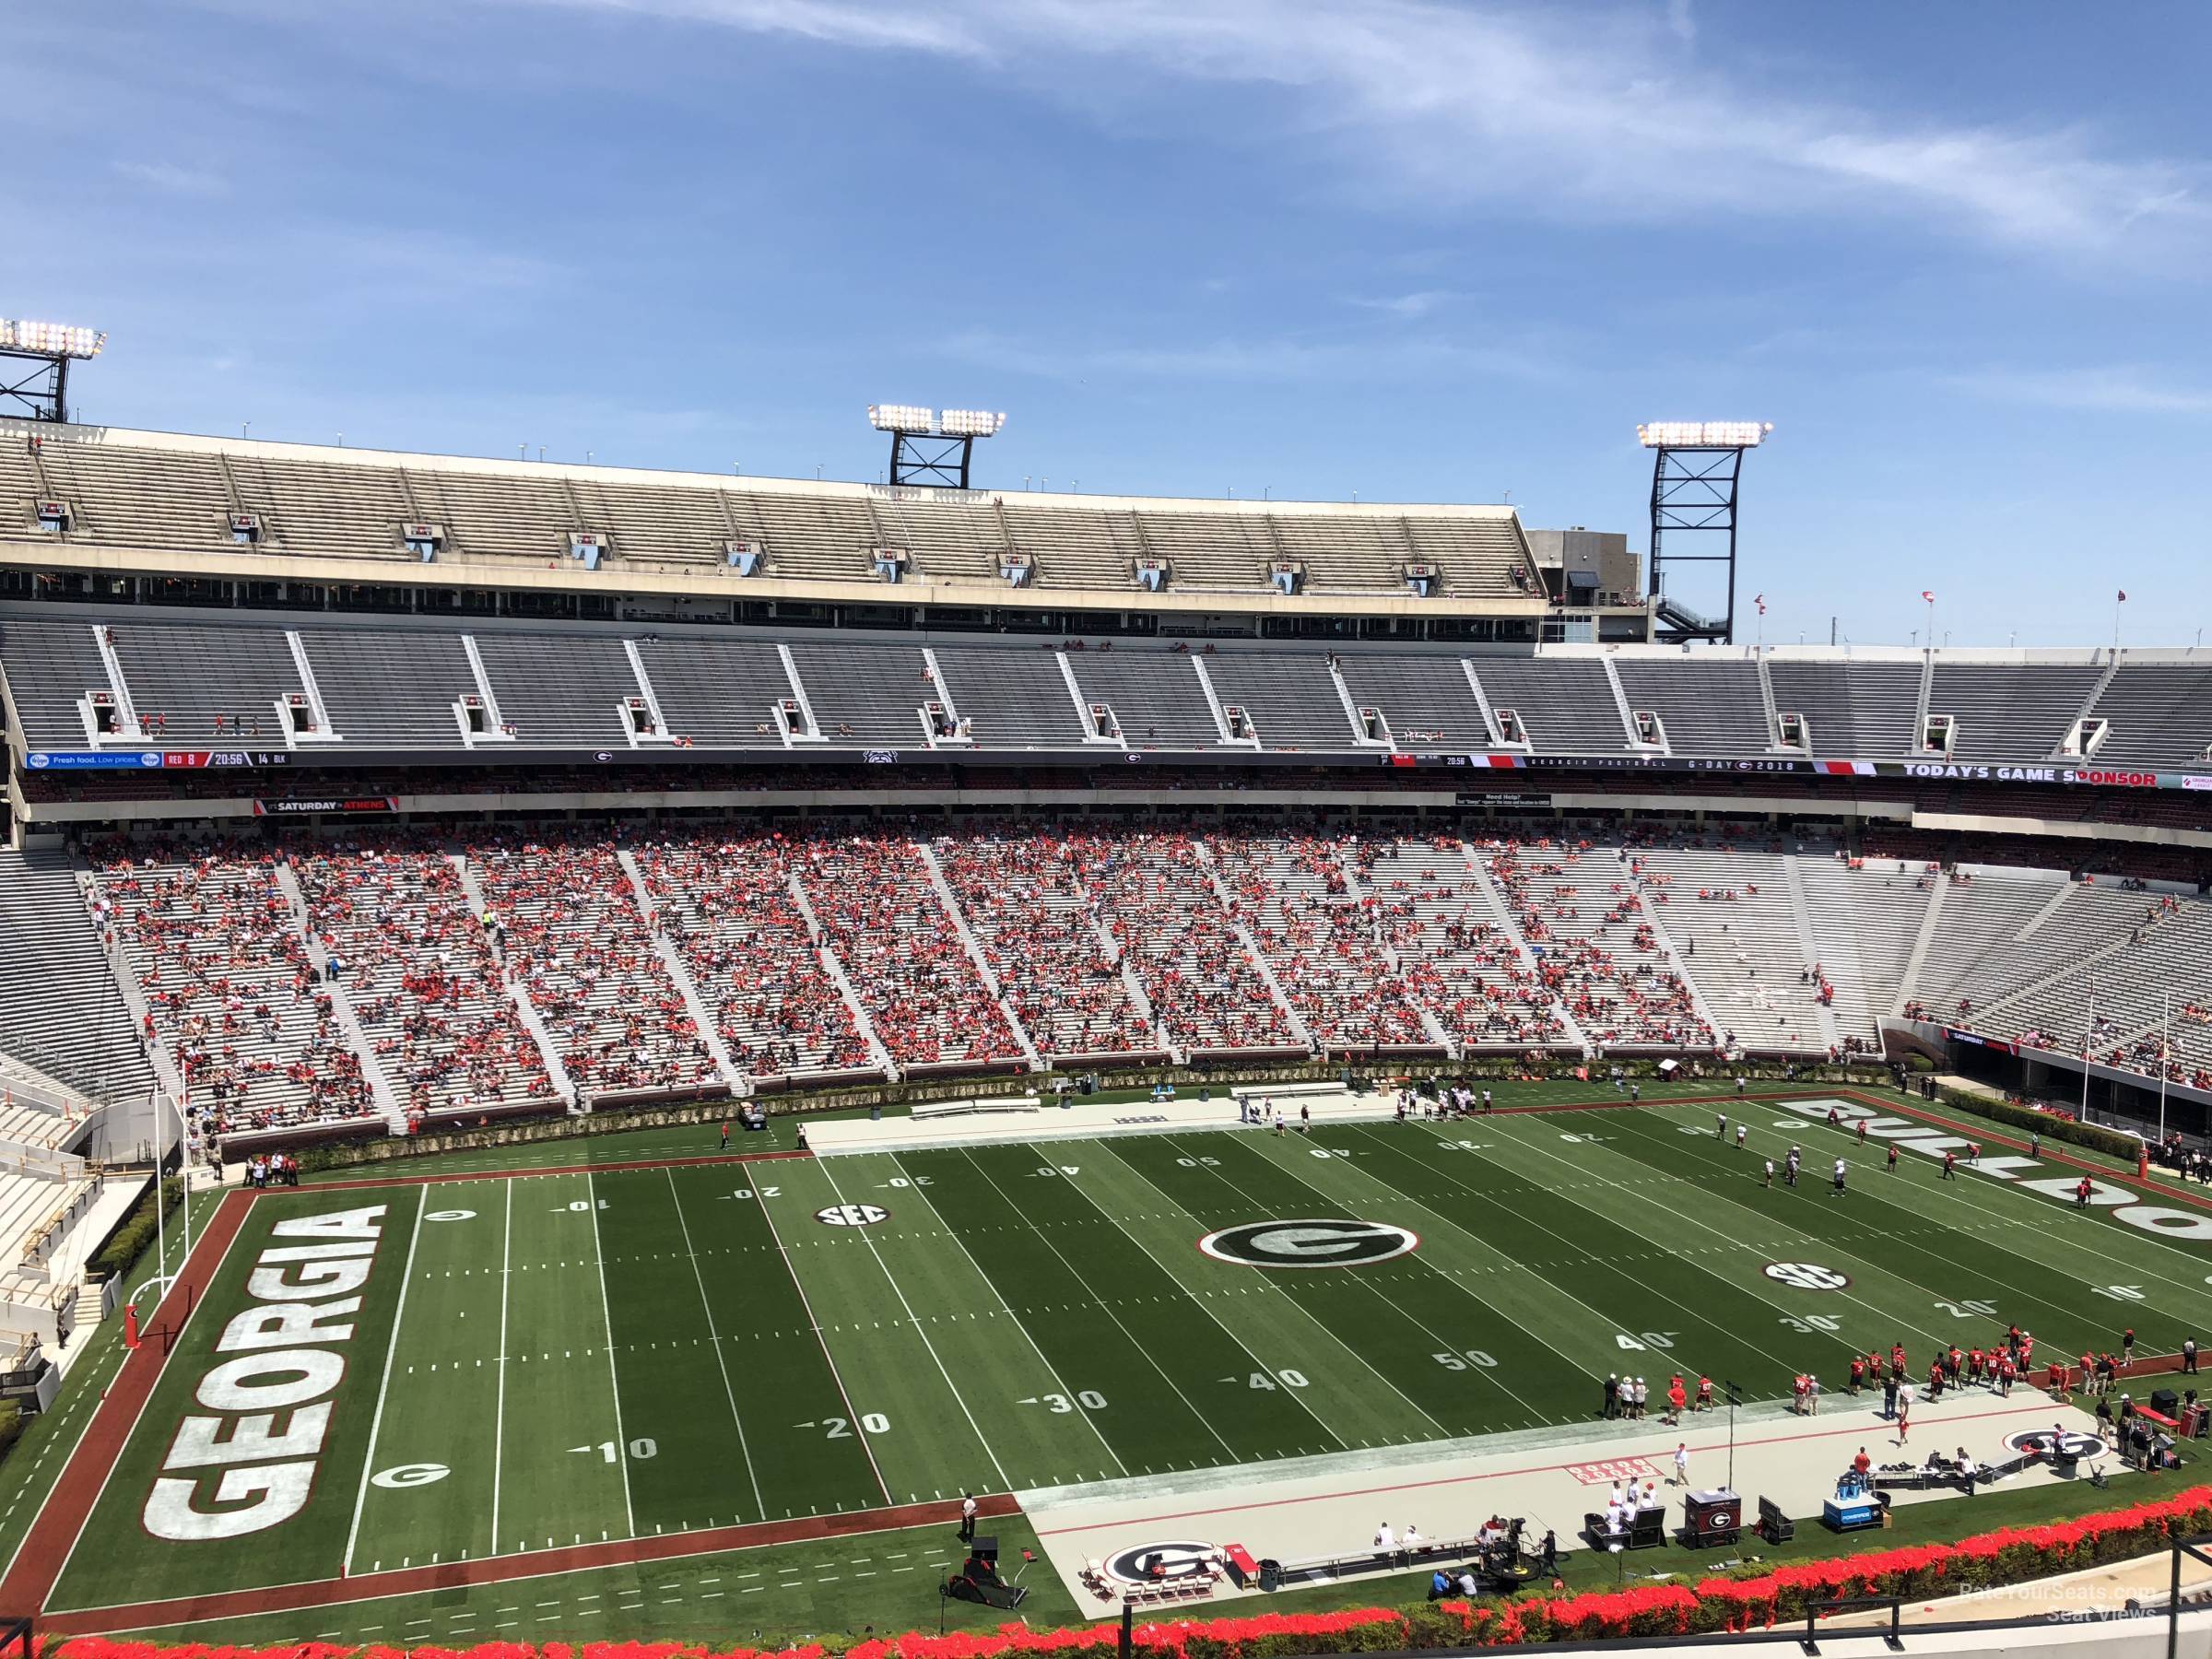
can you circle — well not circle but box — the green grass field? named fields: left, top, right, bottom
left=45, top=1085, right=2212, bottom=1640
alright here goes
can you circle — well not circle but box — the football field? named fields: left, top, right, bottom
left=35, top=1088, right=2212, bottom=1625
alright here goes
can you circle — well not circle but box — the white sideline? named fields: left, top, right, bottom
left=586, top=1168, right=637, bottom=1540
left=341, top=1187, right=428, bottom=1577
left=887, top=1148, right=1134, bottom=1477
left=811, top=1156, right=1014, bottom=1493
left=489, top=1176, right=511, bottom=1558
left=664, top=1167, right=766, bottom=1521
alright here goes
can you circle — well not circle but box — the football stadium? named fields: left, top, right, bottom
left=0, top=375, right=2207, bottom=1657
left=3, top=11, right=2211, bottom=1654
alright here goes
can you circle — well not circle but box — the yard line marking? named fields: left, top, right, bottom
left=1067, top=1148, right=1347, bottom=1453
left=665, top=1168, right=766, bottom=1522
left=491, top=1175, right=512, bottom=1559
left=1352, top=1119, right=1810, bottom=1377
left=1100, top=1141, right=1452, bottom=1440
left=345, top=1186, right=429, bottom=1577
left=813, top=1157, right=1011, bottom=1492
left=1469, top=1114, right=1941, bottom=1358
left=1614, top=1106, right=2102, bottom=1327
left=1230, top=1131, right=1568, bottom=1424
left=587, top=1169, right=637, bottom=1539
left=1746, top=1094, right=2212, bottom=1311
left=752, top=1168, right=893, bottom=1509
left=947, top=1147, right=1225, bottom=1467
left=890, top=1151, right=1130, bottom=1476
